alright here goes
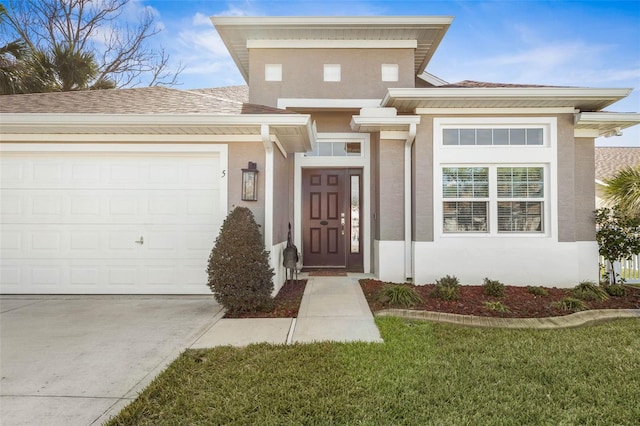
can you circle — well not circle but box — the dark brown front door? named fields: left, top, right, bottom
left=302, top=168, right=363, bottom=270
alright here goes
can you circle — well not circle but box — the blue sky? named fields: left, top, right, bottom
left=139, top=0, right=639, bottom=146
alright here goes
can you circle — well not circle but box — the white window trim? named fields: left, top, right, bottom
left=433, top=117, right=557, bottom=240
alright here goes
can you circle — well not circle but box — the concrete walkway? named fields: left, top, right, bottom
left=192, top=275, right=382, bottom=348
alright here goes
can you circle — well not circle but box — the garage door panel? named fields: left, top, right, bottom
left=1, top=149, right=223, bottom=294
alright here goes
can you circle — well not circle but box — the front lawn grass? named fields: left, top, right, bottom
left=108, top=318, right=640, bottom=425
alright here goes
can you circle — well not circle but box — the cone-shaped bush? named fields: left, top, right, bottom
left=207, top=207, right=274, bottom=313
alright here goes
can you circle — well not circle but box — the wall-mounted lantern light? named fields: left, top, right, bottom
left=241, top=162, right=259, bottom=201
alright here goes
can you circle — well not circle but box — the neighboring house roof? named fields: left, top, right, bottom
left=440, top=80, right=569, bottom=88
left=212, top=16, right=453, bottom=82
left=595, top=147, right=640, bottom=183
left=0, top=85, right=290, bottom=115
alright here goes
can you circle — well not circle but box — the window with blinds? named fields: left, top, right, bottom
left=497, top=167, right=544, bottom=232
left=442, top=167, right=489, bottom=233
left=441, top=166, right=545, bottom=234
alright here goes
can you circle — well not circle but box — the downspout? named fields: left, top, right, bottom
left=404, top=123, right=416, bottom=281
left=261, top=124, right=274, bottom=251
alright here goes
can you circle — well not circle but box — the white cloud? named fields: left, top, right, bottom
left=192, top=12, right=213, bottom=27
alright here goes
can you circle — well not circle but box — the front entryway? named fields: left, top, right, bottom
left=302, top=168, right=363, bottom=270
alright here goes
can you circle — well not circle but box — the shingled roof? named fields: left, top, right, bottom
left=440, top=80, right=571, bottom=89
left=595, top=147, right=640, bottom=182
left=0, top=85, right=292, bottom=115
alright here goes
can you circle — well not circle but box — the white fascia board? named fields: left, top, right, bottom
left=0, top=113, right=312, bottom=128
left=213, top=16, right=454, bottom=26
left=247, top=39, right=417, bottom=49
left=383, top=87, right=633, bottom=105
left=0, top=134, right=264, bottom=143
left=416, top=107, right=576, bottom=115
left=417, top=72, right=448, bottom=86
left=277, top=98, right=382, bottom=109
left=574, top=129, right=601, bottom=138
left=576, top=112, right=640, bottom=123
left=351, top=115, right=421, bottom=131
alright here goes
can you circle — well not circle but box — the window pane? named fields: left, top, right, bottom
left=443, top=129, right=459, bottom=145
left=332, top=142, right=346, bottom=156
left=497, top=167, right=544, bottom=198
left=346, top=142, right=361, bottom=156
left=526, top=128, right=543, bottom=145
left=493, top=129, right=509, bottom=145
left=510, top=129, right=526, bottom=145
left=460, top=129, right=475, bottom=145
left=442, top=168, right=459, bottom=197
left=443, top=201, right=488, bottom=232
left=498, top=201, right=543, bottom=232
left=443, top=167, right=489, bottom=198
left=477, top=129, right=492, bottom=145
left=497, top=168, right=512, bottom=197
left=351, top=175, right=360, bottom=253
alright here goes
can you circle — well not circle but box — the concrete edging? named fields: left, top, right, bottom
left=375, top=308, right=640, bottom=329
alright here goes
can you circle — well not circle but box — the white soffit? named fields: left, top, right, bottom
left=383, top=87, right=633, bottom=111
left=212, top=16, right=453, bottom=82
left=575, top=112, right=640, bottom=137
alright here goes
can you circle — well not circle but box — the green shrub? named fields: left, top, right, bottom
left=605, top=284, right=627, bottom=297
left=431, top=275, right=460, bottom=301
left=378, top=284, right=423, bottom=308
left=207, top=207, right=274, bottom=313
left=482, top=278, right=505, bottom=297
left=553, top=297, right=587, bottom=312
left=527, top=286, right=548, bottom=296
left=571, top=281, right=609, bottom=301
left=483, top=301, right=510, bottom=313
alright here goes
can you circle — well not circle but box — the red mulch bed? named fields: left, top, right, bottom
left=360, top=279, right=640, bottom=318
left=223, top=280, right=307, bottom=318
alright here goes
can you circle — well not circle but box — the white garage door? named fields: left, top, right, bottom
left=1, top=145, right=226, bottom=294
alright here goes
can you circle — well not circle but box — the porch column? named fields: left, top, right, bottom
left=404, top=123, right=416, bottom=280
left=261, top=124, right=274, bottom=250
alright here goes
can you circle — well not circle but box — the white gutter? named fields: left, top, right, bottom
left=404, top=123, right=417, bottom=281
left=261, top=124, right=274, bottom=251
left=0, top=113, right=313, bottom=128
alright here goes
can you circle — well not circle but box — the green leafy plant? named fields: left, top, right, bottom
left=527, top=286, right=548, bottom=296
left=431, top=275, right=460, bottom=301
left=595, top=207, right=640, bottom=284
left=483, top=301, right=510, bottom=313
left=571, top=281, right=609, bottom=301
left=207, top=207, right=274, bottom=313
left=377, top=284, right=423, bottom=308
left=604, top=284, right=627, bottom=298
left=482, top=278, right=505, bottom=297
left=553, top=297, right=587, bottom=312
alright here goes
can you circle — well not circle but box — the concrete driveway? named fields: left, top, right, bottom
left=0, top=295, right=223, bottom=426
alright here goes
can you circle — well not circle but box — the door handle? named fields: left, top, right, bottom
left=134, top=236, right=144, bottom=245
left=341, top=213, right=345, bottom=235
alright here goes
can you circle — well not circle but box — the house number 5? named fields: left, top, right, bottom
left=221, top=170, right=226, bottom=178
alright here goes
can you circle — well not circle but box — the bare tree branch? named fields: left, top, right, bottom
left=1, top=0, right=181, bottom=90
